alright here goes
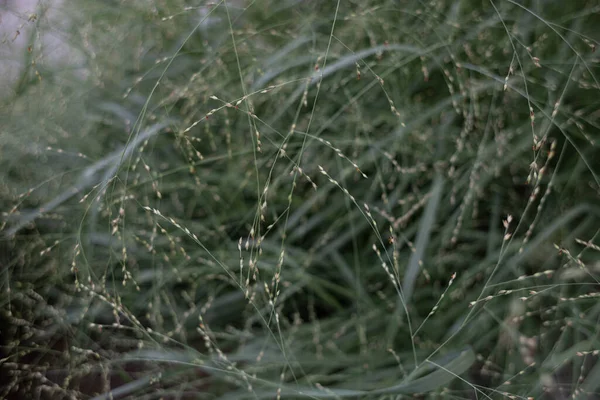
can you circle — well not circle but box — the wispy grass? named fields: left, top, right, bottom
left=1, top=0, right=599, bottom=399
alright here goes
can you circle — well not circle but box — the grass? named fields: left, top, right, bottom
left=1, top=0, right=599, bottom=399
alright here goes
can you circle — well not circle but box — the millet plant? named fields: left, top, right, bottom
left=1, top=0, right=599, bottom=399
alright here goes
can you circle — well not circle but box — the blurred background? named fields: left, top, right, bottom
left=1, top=1, right=599, bottom=399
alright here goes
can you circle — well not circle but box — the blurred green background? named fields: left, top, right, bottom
left=1, top=0, right=599, bottom=399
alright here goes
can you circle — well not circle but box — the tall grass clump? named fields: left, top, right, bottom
left=1, top=0, right=599, bottom=399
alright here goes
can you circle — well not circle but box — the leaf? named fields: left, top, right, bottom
left=402, top=173, right=445, bottom=304
left=216, top=346, right=475, bottom=399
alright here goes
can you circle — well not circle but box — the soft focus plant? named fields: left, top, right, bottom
left=1, top=0, right=599, bottom=399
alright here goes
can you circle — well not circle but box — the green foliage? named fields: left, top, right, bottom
left=1, top=0, right=599, bottom=399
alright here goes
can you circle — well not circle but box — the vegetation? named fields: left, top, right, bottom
left=1, top=0, right=599, bottom=399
